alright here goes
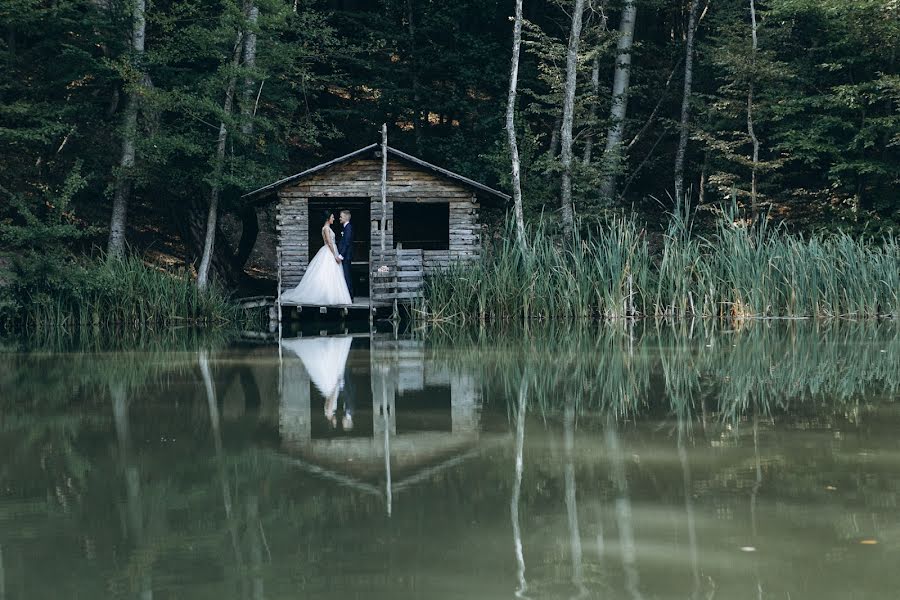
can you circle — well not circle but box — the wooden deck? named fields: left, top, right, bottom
left=239, top=295, right=408, bottom=333
left=239, top=295, right=372, bottom=311
left=279, top=296, right=372, bottom=310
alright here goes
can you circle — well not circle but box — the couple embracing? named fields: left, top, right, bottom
left=281, top=209, right=355, bottom=306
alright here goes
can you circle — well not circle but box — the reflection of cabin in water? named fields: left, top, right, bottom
left=243, top=144, right=509, bottom=308
left=278, top=336, right=495, bottom=511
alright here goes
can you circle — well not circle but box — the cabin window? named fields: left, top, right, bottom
left=396, top=385, right=452, bottom=433
left=393, top=202, right=449, bottom=250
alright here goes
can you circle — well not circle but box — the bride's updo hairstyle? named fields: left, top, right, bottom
left=322, top=210, right=333, bottom=225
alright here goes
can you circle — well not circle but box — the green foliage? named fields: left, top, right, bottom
left=698, top=0, right=900, bottom=224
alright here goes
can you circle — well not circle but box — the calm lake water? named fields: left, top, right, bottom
left=1, top=321, right=899, bottom=599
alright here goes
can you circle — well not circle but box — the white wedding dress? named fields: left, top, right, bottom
left=281, top=227, right=351, bottom=306
left=280, top=336, right=353, bottom=399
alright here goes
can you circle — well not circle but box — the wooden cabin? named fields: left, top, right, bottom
left=243, top=144, right=509, bottom=309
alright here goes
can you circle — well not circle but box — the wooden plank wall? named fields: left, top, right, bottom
left=276, top=191, right=310, bottom=290
left=276, top=157, right=482, bottom=294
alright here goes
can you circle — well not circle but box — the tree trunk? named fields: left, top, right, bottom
left=180, top=197, right=245, bottom=288
left=582, top=55, right=600, bottom=164
left=107, top=0, right=146, bottom=258
left=232, top=205, right=260, bottom=269
left=598, top=0, right=637, bottom=204
left=559, top=0, right=586, bottom=239
left=240, top=1, right=258, bottom=136
left=505, top=0, right=528, bottom=253
left=698, top=150, right=708, bottom=205
left=626, top=56, right=681, bottom=152
left=583, top=2, right=609, bottom=164
left=673, top=0, right=700, bottom=207
left=549, top=115, right=561, bottom=157
left=747, top=0, right=760, bottom=221
left=197, top=31, right=244, bottom=291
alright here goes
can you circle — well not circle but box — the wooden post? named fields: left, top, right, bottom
left=392, top=242, right=400, bottom=321
left=276, top=247, right=283, bottom=352
left=382, top=368, right=392, bottom=517
left=380, top=123, right=388, bottom=253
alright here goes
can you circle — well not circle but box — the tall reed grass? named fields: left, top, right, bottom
left=421, top=205, right=899, bottom=322
left=1, top=254, right=239, bottom=333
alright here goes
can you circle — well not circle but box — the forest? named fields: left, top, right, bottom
left=1, top=0, right=898, bottom=326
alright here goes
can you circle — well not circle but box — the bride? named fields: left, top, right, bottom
left=281, top=210, right=352, bottom=306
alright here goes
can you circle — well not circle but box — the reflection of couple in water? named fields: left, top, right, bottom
left=280, top=336, right=355, bottom=432
left=323, top=375, right=354, bottom=431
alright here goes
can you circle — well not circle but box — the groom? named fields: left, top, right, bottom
left=336, top=209, right=354, bottom=301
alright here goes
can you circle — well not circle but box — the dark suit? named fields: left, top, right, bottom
left=338, top=222, right=354, bottom=300
left=341, top=376, right=355, bottom=419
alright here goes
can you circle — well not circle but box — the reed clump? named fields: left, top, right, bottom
left=421, top=206, right=899, bottom=322
left=0, top=254, right=239, bottom=332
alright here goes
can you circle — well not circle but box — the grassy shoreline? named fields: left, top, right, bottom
left=421, top=207, right=899, bottom=323
left=0, top=255, right=239, bottom=333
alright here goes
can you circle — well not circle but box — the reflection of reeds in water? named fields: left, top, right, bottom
left=422, top=207, right=900, bottom=322
left=426, top=320, right=900, bottom=421
left=5, top=324, right=234, bottom=354
left=1, top=332, right=232, bottom=408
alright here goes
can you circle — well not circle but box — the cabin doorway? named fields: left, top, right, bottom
left=307, top=198, right=371, bottom=298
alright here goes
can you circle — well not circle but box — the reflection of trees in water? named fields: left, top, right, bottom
left=510, top=381, right=529, bottom=599
left=606, top=413, right=644, bottom=600
left=200, top=351, right=246, bottom=588
left=0, top=343, right=287, bottom=599
left=431, top=320, right=900, bottom=420
left=432, top=320, right=899, bottom=598
left=564, top=398, right=587, bottom=600
left=110, top=380, right=153, bottom=600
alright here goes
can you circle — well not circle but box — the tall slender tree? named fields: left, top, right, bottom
left=747, top=0, right=760, bottom=220
left=197, top=31, right=244, bottom=291
left=240, top=0, right=258, bottom=137
left=107, top=0, right=147, bottom=258
left=559, top=0, right=586, bottom=239
left=582, top=2, right=609, bottom=164
left=674, top=0, right=701, bottom=206
left=506, top=0, right=528, bottom=253
left=598, top=0, right=637, bottom=204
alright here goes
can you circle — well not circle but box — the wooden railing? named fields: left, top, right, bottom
left=370, top=246, right=424, bottom=306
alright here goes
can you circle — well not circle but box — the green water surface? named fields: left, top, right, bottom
left=1, top=321, right=898, bottom=599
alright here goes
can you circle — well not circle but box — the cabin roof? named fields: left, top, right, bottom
left=242, top=143, right=511, bottom=202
